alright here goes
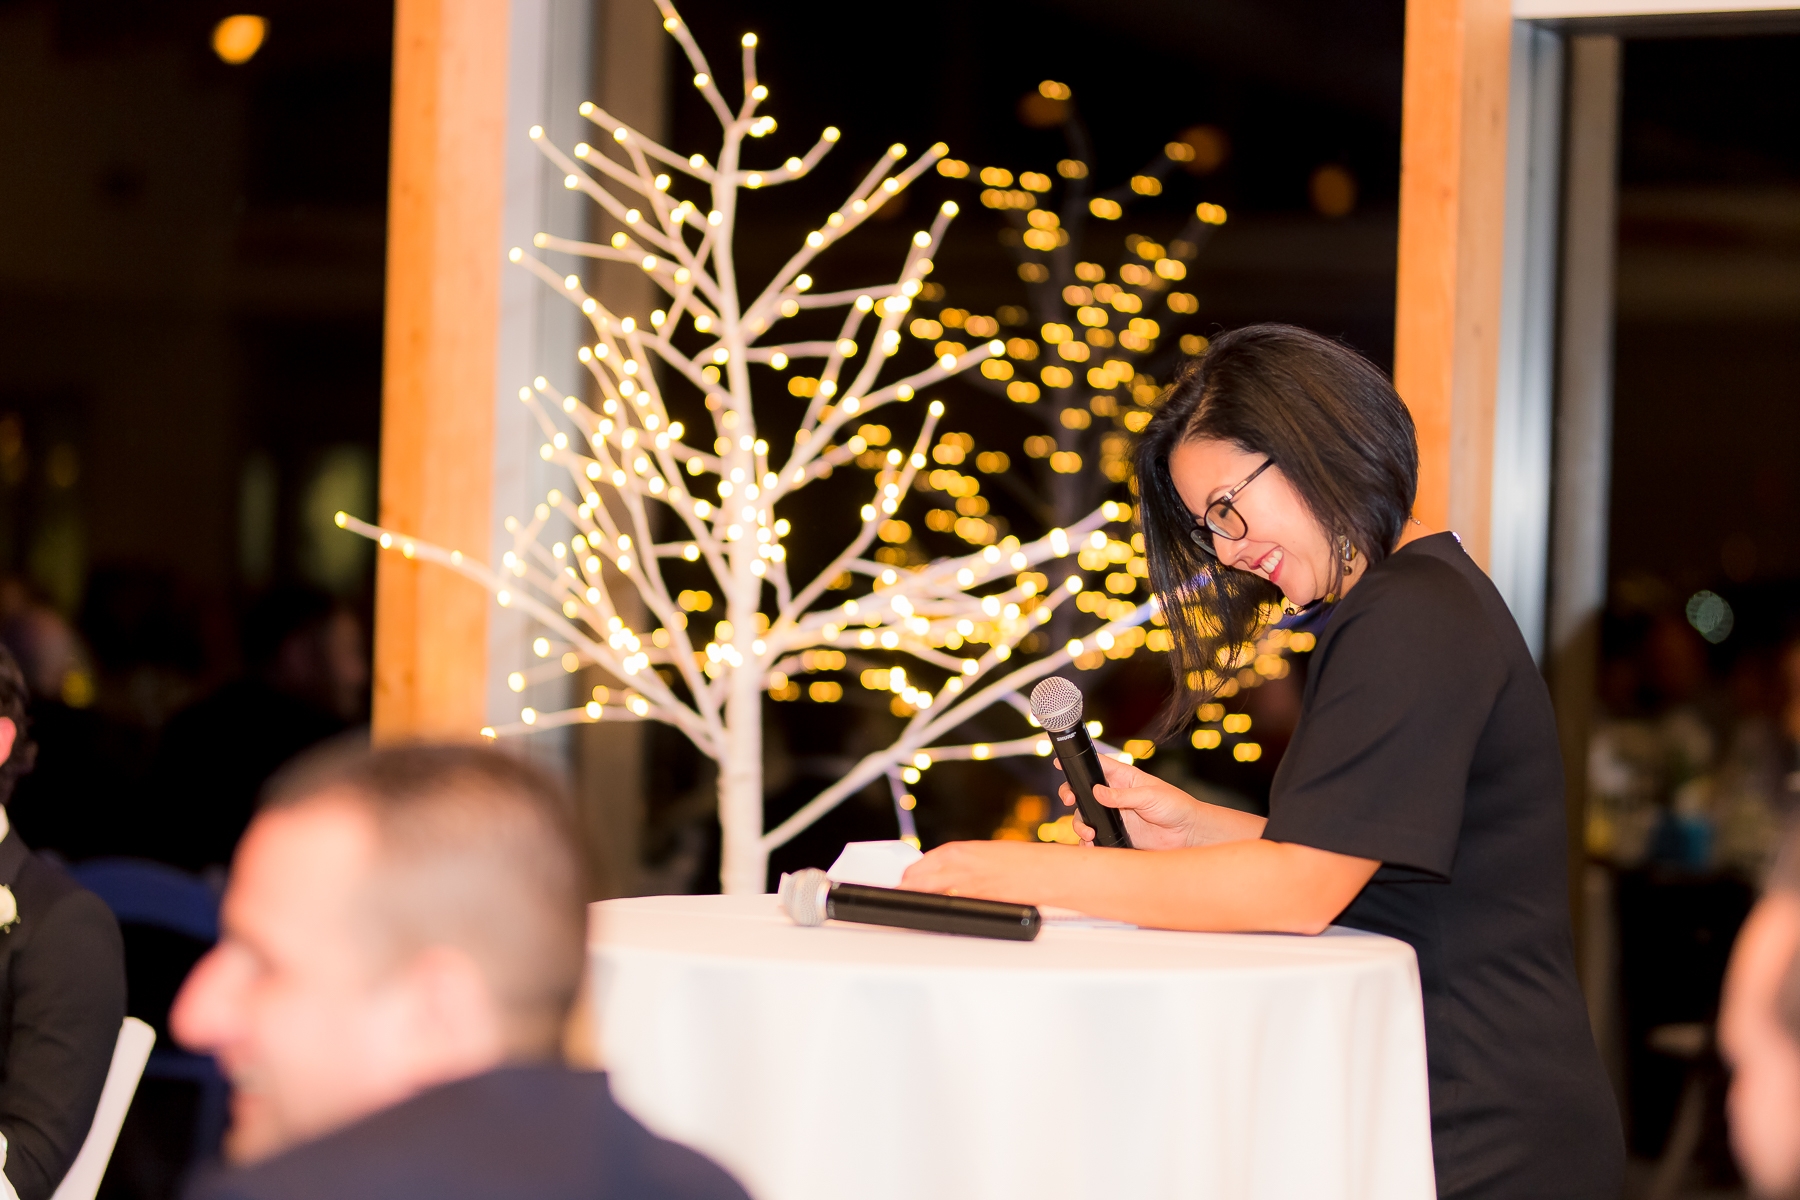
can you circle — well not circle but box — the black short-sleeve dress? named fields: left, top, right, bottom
left=1262, top=533, right=1623, bottom=1199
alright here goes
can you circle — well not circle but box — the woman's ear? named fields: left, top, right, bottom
left=0, top=718, right=17, bottom=769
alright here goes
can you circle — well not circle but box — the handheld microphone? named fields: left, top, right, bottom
left=1030, top=677, right=1133, bottom=848
left=779, top=868, right=1041, bottom=941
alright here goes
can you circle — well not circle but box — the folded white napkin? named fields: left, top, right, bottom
left=827, top=840, right=921, bottom=887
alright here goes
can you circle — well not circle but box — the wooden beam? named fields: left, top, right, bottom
left=1393, top=0, right=1513, bottom=566
left=372, top=0, right=511, bottom=741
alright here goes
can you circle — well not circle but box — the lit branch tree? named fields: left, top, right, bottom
left=946, top=157, right=1220, bottom=501
left=344, top=3, right=1153, bottom=894
left=858, top=90, right=1230, bottom=680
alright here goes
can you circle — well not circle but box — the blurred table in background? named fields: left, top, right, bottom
left=590, top=894, right=1433, bottom=1200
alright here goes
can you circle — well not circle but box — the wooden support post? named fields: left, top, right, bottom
left=372, top=0, right=511, bottom=741
left=1393, top=0, right=1514, bottom=566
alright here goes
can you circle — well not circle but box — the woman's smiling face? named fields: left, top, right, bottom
left=1167, top=437, right=1340, bottom=606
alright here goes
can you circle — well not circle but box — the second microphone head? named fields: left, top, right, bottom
left=1029, top=676, right=1084, bottom=733
left=779, top=867, right=831, bottom=927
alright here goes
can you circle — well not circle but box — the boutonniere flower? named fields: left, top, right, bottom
left=0, top=886, right=18, bottom=933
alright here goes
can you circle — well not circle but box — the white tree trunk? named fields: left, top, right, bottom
left=718, top=572, right=768, bottom=894
left=717, top=727, right=766, bottom=892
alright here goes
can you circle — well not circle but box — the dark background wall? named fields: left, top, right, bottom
left=1612, top=33, right=1800, bottom=617
left=1603, top=32, right=1800, bottom=742
left=0, top=0, right=390, bottom=729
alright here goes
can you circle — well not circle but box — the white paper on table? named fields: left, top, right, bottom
left=827, top=841, right=1136, bottom=928
left=827, top=840, right=921, bottom=887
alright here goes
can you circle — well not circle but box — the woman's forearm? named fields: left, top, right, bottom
left=1028, top=840, right=1377, bottom=934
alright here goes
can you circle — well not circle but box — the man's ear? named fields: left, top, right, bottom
left=0, top=717, right=19, bottom=769
left=401, top=945, right=508, bottom=1078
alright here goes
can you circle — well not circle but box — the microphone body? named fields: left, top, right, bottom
left=780, top=868, right=1040, bottom=941
left=1052, top=720, right=1133, bottom=848
left=1030, top=677, right=1133, bottom=849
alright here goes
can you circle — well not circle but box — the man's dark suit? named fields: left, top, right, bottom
left=185, top=1065, right=752, bottom=1200
left=0, top=830, right=127, bottom=1200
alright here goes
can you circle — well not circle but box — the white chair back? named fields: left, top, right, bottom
left=48, top=1017, right=155, bottom=1200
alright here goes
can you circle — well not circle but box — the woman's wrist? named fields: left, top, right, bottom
left=1186, top=802, right=1268, bottom=848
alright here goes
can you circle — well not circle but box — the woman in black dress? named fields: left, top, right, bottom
left=903, top=325, right=1624, bottom=1198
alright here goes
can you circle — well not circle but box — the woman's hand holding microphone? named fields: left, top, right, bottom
left=1064, top=755, right=1267, bottom=850
left=901, top=753, right=1269, bottom=905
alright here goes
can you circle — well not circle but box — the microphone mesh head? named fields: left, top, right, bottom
left=1030, top=676, right=1084, bottom=733
left=779, top=868, right=831, bottom=927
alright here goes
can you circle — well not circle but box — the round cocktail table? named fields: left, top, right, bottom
left=591, top=893, right=1433, bottom=1200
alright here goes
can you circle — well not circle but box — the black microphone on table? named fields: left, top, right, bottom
left=779, top=868, right=1041, bottom=941
left=1030, top=676, right=1134, bottom=849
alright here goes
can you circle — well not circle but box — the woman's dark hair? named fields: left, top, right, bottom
left=1133, top=324, right=1418, bottom=737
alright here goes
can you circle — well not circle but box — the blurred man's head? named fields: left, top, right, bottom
left=1722, top=840, right=1800, bottom=1199
left=170, top=744, right=587, bottom=1164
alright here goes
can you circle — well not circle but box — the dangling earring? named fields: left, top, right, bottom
left=1324, top=536, right=1358, bottom=606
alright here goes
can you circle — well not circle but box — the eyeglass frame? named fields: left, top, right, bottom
left=1187, top=458, right=1274, bottom=560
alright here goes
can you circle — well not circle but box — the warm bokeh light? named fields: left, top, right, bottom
left=212, top=14, right=267, bottom=64
left=1172, top=124, right=1230, bottom=174
left=1310, top=164, right=1358, bottom=218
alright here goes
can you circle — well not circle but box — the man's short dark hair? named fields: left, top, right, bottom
left=263, top=743, right=588, bottom=1057
left=0, top=645, right=37, bottom=806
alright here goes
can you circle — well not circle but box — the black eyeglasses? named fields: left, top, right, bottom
left=1188, top=459, right=1273, bottom=560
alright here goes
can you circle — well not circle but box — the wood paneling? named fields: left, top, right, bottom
left=372, top=0, right=511, bottom=740
left=1393, top=0, right=1514, bottom=566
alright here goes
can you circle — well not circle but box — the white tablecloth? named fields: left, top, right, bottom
left=591, top=894, right=1434, bottom=1200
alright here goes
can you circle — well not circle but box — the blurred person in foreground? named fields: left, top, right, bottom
left=154, top=587, right=370, bottom=872
left=1721, top=827, right=1800, bottom=1199
left=170, top=743, right=748, bottom=1200
left=0, top=645, right=128, bottom=1200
